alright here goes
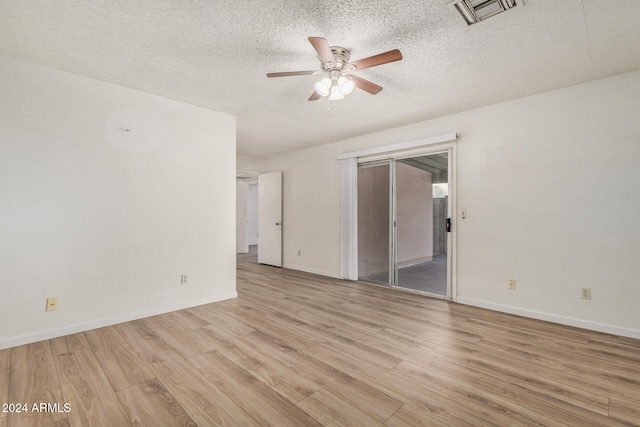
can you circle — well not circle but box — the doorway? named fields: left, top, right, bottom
left=236, top=170, right=283, bottom=266
left=357, top=152, right=450, bottom=297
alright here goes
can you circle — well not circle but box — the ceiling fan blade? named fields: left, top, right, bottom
left=267, top=70, right=316, bottom=78
left=350, top=75, right=383, bottom=94
left=349, top=49, right=402, bottom=71
left=308, top=37, right=335, bottom=64
left=308, top=90, right=322, bottom=101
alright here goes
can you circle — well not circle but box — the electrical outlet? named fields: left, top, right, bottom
left=581, top=287, right=591, bottom=299
left=181, top=274, right=189, bottom=285
left=508, top=279, right=516, bottom=290
left=46, top=297, right=58, bottom=312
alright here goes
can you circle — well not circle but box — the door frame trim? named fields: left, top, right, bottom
left=337, top=132, right=457, bottom=160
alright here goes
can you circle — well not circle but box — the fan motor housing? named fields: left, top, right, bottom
left=320, top=46, right=351, bottom=72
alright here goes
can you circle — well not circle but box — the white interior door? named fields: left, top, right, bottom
left=258, top=171, right=282, bottom=266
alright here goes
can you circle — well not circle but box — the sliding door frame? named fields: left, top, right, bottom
left=339, top=132, right=458, bottom=300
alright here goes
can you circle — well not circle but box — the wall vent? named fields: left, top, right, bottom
left=449, top=0, right=522, bottom=25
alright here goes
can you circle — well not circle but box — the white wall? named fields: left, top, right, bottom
left=262, top=70, right=640, bottom=338
left=265, top=143, right=342, bottom=277
left=237, top=154, right=265, bottom=174
left=0, top=56, right=237, bottom=349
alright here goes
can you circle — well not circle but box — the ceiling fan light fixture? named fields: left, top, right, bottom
left=315, top=78, right=331, bottom=96
left=268, top=37, right=402, bottom=101
left=338, top=76, right=355, bottom=96
left=329, top=85, right=345, bottom=101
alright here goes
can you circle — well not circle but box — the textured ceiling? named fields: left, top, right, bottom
left=1, top=1, right=639, bottom=158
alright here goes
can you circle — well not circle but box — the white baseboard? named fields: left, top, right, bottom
left=456, top=297, right=640, bottom=340
left=0, top=291, right=238, bottom=350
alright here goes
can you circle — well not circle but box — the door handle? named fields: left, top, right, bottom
left=275, top=222, right=280, bottom=226
left=446, top=218, right=451, bottom=232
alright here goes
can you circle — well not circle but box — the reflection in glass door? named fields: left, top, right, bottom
left=357, top=152, right=450, bottom=297
left=357, top=162, right=391, bottom=285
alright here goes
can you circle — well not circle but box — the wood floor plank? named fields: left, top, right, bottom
left=48, top=333, right=88, bottom=357
left=304, top=340, right=501, bottom=427
left=268, top=311, right=403, bottom=370
left=199, top=325, right=320, bottom=403
left=54, top=347, right=132, bottom=426
left=214, top=302, right=317, bottom=351
left=288, top=297, right=386, bottom=336
left=298, top=388, right=386, bottom=427
left=466, top=313, right=605, bottom=345
left=384, top=403, right=467, bottom=427
left=437, top=346, right=610, bottom=415
left=83, top=327, right=154, bottom=391
left=186, top=304, right=255, bottom=335
left=391, top=360, right=551, bottom=427
left=161, top=310, right=210, bottom=330
left=140, top=314, right=216, bottom=359
left=147, top=350, right=260, bottom=426
left=609, top=396, right=640, bottom=426
left=0, top=349, right=9, bottom=420
left=116, top=378, right=196, bottom=427
left=427, top=357, right=621, bottom=426
left=292, top=306, right=438, bottom=366
left=475, top=335, right=640, bottom=398
left=40, top=419, right=69, bottom=427
left=619, top=336, right=640, bottom=348
left=112, top=319, right=172, bottom=360
left=417, top=320, right=638, bottom=404
left=8, top=342, right=67, bottom=427
left=466, top=318, right=640, bottom=371
left=248, top=329, right=404, bottom=422
left=190, top=350, right=323, bottom=426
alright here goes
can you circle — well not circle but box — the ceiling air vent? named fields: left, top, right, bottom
left=449, top=0, right=522, bottom=25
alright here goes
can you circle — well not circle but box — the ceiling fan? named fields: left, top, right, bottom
left=267, top=37, right=403, bottom=101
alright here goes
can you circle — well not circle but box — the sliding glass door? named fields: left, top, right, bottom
left=357, top=152, right=450, bottom=297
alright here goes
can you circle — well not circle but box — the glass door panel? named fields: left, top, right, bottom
left=357, top=162, right=391, bottom=285
left=395, top=154, right=449, bottom=296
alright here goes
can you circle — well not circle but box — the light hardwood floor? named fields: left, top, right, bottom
left=3, top=253, right=640, bottom=426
